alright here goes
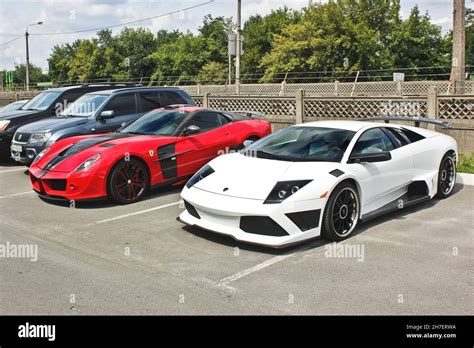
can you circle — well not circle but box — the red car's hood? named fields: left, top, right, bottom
left=32, top=133, right=177, bottom=173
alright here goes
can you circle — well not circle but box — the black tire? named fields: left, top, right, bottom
left=321, top=181, right=360, bottom=241
left=436, top=152, right=456, bottom=199
left=107, top=158, right=150, bottom=204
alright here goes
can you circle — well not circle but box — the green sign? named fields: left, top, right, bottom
left=37, top=82, right=54, bottom=87
left=5, top=71, right=14, bottom=90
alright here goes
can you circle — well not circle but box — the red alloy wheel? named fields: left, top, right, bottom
left=112, top=161, right=148, bottom=202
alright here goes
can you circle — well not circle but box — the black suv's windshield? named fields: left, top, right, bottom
left=120, top=109, right=189, bottom=136
left=21, top=91, right=61, bottom=111
left=61, top=94, right=108, bottom=117
left=246, top=126, right=355, bottom=162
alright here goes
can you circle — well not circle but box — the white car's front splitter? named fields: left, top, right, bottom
left=179, top=186, right=327, bottom=247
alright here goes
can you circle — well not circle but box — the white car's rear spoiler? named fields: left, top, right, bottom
left=363, top=117, right=452, bottom=129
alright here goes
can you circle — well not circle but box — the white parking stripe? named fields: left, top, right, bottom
left=215, top=240, right=324, bottom=291
left=95, top=201, right=182, bottom=224
left=0, top=191, right=34, bottom=199
left=216, top=253, right=297, bottom=290
left=0, top=168, right=26, bottom=174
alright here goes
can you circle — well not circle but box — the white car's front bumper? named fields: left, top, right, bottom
left=179, top=186, right=327, bottom=247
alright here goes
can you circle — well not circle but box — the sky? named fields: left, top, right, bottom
left=0, top=0, right=472, bottom=72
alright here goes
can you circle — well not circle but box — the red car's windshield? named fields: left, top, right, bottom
left=120, top=109, right=189, bottom=136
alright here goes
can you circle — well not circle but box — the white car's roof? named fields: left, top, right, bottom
left=296, top=120, right=391, bottom=132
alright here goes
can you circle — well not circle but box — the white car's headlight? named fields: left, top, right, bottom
left=0, top=120, right=11, bottom=131
left=32, top=148, right=50, bottom=164
left=29, top=132, right=52, bottom=144
left=264, top=180, right=312, bottom=204
left=73, top=154, right=101, bottom=172
left=186, top=165, right=215, bottom=188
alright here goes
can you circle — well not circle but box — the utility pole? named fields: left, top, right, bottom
left=449, top=0, right=465, bottom=94
left=228, top=54, right=232, bottom=85
left=235, top=0, right=241, bottom=95
left=25, top=31, right=30, bottom=91
left=25, top=21, right=43, bottom=92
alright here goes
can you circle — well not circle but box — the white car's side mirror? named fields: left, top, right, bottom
left=243, top=140, right=254, bottom=148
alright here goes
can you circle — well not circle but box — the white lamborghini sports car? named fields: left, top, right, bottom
left=178, top=118, right=457, bottom=247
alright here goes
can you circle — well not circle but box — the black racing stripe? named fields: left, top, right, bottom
left=43, top=133, right=133, bottom=171
left=157, top=143, right=177, bottom=180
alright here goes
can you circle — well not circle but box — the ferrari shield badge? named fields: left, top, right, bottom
left=149, top=150, right=154, bottom=157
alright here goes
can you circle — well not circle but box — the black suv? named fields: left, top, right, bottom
left=11, top=87, right=195, bottom=165
left=0, top=83, right=136, bottom=159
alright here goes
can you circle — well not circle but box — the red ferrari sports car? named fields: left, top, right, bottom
left=28, top=106, right=271, bottom=204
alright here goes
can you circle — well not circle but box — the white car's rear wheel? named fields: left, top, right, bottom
left=436, top=152, right=456, bottom=199
left=322, top=182, right=360, bottom=241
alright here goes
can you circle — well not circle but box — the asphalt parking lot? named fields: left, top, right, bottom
left=0, top=159, right=473, bottom=315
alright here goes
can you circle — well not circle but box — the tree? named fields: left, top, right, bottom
left=241, top=7, right=299, bottom=82
left=199, top=15, right=234, bottom=64
left=48, top=40, right=82, bottom=82
left=66, top=39, right=100, bottom=81
left=46, top=3, right=457, bottom=85
left=148, top=32, right=209, bottom=85
left=117, top=27, right=157, bottom=78
left=390, top=5, right=450, bottom=78
left=260, top=1, right=451, bottom=82
left=148, top=15, right=232, bottom=85
left=197, top=61, right=227, bottom=84
left=12, top=63, right=49, bottom=85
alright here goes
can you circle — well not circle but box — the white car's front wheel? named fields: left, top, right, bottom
left=322, top=182, right=360, bottom=241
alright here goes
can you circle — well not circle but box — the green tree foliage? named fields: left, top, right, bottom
left=241, top=7, right=300, bottom=82
left=390, top=5, right=450, bottom=73
left=261, top=0, right=451, bottom=82
left=5, top=63, right=49, bottom=85
left=147, top=15, right=232, bottom=85
left=197, top=61, right=227, bottom=84
left=48, top=41, right=81, bottom=82
left=46, top=4, right=457, bottom=84
left=49, top=28, right=157, bottom=83
left=148, top=32, right=209, bottom=84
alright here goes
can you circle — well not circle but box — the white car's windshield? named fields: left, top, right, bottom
left=61, top=94, right=109, bottom=117
left=21, top=91, right=61, bottom=111
left=246, top=126, right=355, bottom=162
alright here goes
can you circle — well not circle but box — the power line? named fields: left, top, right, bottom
left=29, top=1, right=214, bottom=36
left=0, top=34, right=24, bottom=47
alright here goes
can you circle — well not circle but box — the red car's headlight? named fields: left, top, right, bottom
left=73, top=154, right=101, bottom=172
left=32, top=148, right=50, bottom=164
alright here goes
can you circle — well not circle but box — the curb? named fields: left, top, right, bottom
left=456, top=173, right=474, bottom=186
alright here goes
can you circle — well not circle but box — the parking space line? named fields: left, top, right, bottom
left=216, top=253, right=297, bottom=291
left=0, top=191, right=34, bottom=199
left=215, top=240, right=324, bottom=291
left=0, top=168, right=26, bottom=174
left=95, top=201, right=182, bottom=224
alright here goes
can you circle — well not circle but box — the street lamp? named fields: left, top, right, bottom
left=25, top=21, right=43, bottom=91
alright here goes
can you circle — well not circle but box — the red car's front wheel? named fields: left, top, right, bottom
left=107, top=159, right=150, bottom=204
